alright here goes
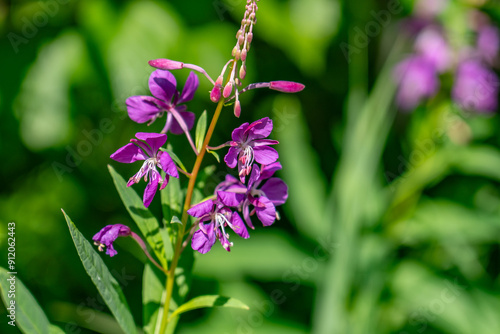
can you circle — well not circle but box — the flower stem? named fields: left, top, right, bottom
left=158, top=98, right=225, bottom=333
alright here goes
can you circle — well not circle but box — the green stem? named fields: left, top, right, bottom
left=158, top=99, right=225, bottom=333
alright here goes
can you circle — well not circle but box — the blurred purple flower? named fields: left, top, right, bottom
left=394, top=55, right=440, bottom=111
left=110, top=132, right=179, bottom=207
left=415, top=27, right=451, bottom=72
left=477, top=25, right=499, bottom=65
left=452, top=59, right=499, bottom=112
left=93, top=224, right=131, bottom=257
left=224, top=117, right=279, bottom=182
left=126, top=70, right=199, bottom=134
left=188, top=192, right=249, bottom=253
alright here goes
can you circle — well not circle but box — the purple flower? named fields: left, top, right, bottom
left=242, top=163, right=288, bottom=228
left=215, top=163, right=288, bottom=228
left=110, top=132, right=179, bottom=207
left=452, top=59, right=499, bottom=112
left=477, top=25, right=499, bottom=65
left=394, top=55, right=440, bottom=111
left=188, top=192, right=249, bottom=253
left=224, top=117, right=279, bottom=182
left=93, top=224, right=131, bottom=257
left=126, top=69, right=199, bottom=134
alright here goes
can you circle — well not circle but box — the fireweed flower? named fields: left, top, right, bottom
left=110, top=132, right=179, bottom=207
left=452, top=59, right=499, bottom=112
left=224, top=117, right=279, bottom=181
left=394, top=55, right=440, bottom=111
left=242, top=163, right=288, bottom=228
left=414, top=27, right=451, bottom=73
left=93, top=224, right=131, bottom=257
left=188, top=192, right=249, bottom=253
left=126, top=69, right=199, bottom=135
left=214, top=162, right=288, bottom=228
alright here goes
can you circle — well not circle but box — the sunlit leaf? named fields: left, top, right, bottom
left=168, top=295, right=249, bottom=321
left=143, top=264, right=165, bottom=334
left=108, top=165, right=165, bottom=265
left=63, top=210, right=137, bottom=334
left=195, top=110, right=207, bottom=153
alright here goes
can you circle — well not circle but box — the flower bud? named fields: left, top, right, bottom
left=269, top=81, right=305, bottom=93
left=223, top=82, right=233, bottom=98
left=239, top=65, right=247, bottom=80
left=238, top=34, right=245, bottom=46
left=210, top=84, right=222, bottom=103
left=148, top=58, right=184, bottom=70
left=234, top=100, right=241, bottom=118
left=246, top=32, right=253, bottom=44
left=241, top=49, right=247, bottom=61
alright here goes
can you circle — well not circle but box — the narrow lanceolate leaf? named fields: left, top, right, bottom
left=206, top=149, right=220, bottom=163
left=108, top=165, right=165, bottom=265
left=0, top=266, right=50, bottom=334
left=142, top=264, right=165, bottom=334
left=168, top=295, right=249, bottom=321
left=195, top=110, right=207, bottom=153
left=63, top=210, right=137, bottom=334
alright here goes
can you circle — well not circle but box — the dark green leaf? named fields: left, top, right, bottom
left=143, top=264, right=165, bottom=334
left=63, top=210, right=137, bottom=334
left=0, top=266, right=50, bottom=334
left=108, top=165, right=165, bottom=265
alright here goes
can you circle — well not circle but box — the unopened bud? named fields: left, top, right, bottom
left=234, top=100, right=241, bottom=118
left=223, top=82, right=233, bottom=98
left=148, top=58, right=184, bottom=70
left=269, top=81, right=305, bottom=93
left=246, top=32, right=253, bottom=44
left=232, top=46, right=239, bottom=57
left=239, top=65, right=246, bottom=80
left=238, top=34, right=245, bottom=46
left=210, top=84, right=222, bottom=103
left=241, top=49, right=247, bottom=61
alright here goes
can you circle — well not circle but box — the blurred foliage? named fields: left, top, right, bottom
left=1, top=0, right=500, bottom=333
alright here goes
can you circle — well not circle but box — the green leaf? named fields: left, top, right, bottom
left=0, top=267, right=51, bottom=333
left=108, top=165, right=165, bottom=265
left=49, top=325, right=65, bottom=334
left=206, top=149, right=220, bottom=163
left=169, top=295, right=249, bottom=322
left=143, top=264, right=165, bottom=334
left=63, top=210, right=137, bottom=334
left=195, top=110, right=207, bottom=153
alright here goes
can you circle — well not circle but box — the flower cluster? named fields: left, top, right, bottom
left=189, top=118, right=288, bottom=253
left=94, top=0, right=302, bottom=258
left=394, top=4, right=499, bottom=113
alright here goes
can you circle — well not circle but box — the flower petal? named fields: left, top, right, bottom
left=231, top=212, right=250, bottom=239
left=126, top=96, right=164, bottom=124
left=135, top=132, right=168, bottom=154
left=192, top=223, right=216, bottom=254
left=260, top=178, right=288, bottom=205
left=143, top=170, right=160, bottom=207
left=242, top=201, right=255, bottom=229
left=244, top=117, right=273, bottom=139
left=253, top=146, right=279, bottom=165
left=252, top=139, right=279, bottom=147
left=231, top=122, right=249, bottom=142
left=110, top=143, right=148, bottom=163
left=217, top=191, right=244, bottom=207
left=247, top=165, right=260, bottom=190
left=169, top=111, right=195, bottom=135
left=260, top=162, right=282, bottom=180
left=224, top=146, right=239, bottom=168
left=149, top=69, right=177, bottom=103
left=255, top=197, right=276, bottom=226
left=187, top=199, right=214, bottom=218
left=158, top=151, right=179, bottom=178
left=177, top=71, right=199, bottom=104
